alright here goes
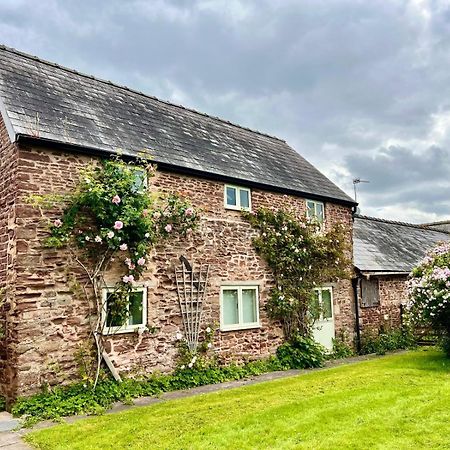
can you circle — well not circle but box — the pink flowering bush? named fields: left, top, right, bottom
left=407, top=242, right=450, bottom=355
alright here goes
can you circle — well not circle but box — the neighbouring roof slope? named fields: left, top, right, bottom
left=0, top=45, right=355, bottom=205
left=354, top=215, right=450, bottom=273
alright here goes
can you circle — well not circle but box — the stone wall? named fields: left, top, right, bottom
left=3, top=140, right=355, bottom=399
left=0, top=119, right=18, bottom=403
left=357, top=275, right=408, bottom=334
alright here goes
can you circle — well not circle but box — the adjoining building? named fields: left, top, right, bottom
left=353, top=215, right=449, bottom=337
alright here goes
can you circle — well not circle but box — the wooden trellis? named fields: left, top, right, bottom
left=175, top=256, right=210, bottom=351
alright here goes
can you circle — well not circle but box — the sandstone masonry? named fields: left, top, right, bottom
left=0, top=125, right=356, bottom=402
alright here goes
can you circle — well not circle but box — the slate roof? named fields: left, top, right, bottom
left=0, top=45, right=355, bottom=205
left=354, top=215, right=450, bottom=273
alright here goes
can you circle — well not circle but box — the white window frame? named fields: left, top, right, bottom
left=313, top=286, right=334, bottom=321
left=224, top=184, right=252, bottom=211
left=306, top=199, right=325, bottom=225
left=102, top=286, right=148, bottom=334
left=220, top=284, right=260, bottom=331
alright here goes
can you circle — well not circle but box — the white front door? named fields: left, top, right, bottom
left=312, top=287, right=335, bottom=351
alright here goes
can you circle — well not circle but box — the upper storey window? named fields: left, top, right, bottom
left=306, top=200, right=325, bottom=225
left=224, top=185, right=251, bottom=211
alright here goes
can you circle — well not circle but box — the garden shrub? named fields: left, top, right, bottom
left=441, top=335, right=450, bottom=358
left=0, top=396, right=5, bottom=412
left=360, top=326, right=416, bottom=355
left=328, top=336, right=355, bottom=359
left=276, top=334, right=326, bottom=369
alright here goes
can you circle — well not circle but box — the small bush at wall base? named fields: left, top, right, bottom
left=440, top=334, right=450, bottom=358
left=276, top=335, right=326, bottom=369
left=11, top=357, right=284, bottom=426
left=0, top=396, right=5, bottom=412
left=328, top=336, right=355, bottom=360
left=360, top=326, right=416, bottom=356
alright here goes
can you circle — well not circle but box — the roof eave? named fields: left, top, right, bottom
left=16, top=134, right=357, bottom=207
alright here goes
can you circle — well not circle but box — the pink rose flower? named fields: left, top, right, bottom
left=142, top=209, right=149, bottom=217
left=124, top=258, right=131, bottom=266
left=94, top=235, right=102, bottom=243
left=137, top=257, right=146, bottom=266
left=122, top=275, right=135, bottom=284
left=185, top=208, right=193, bottom=217
left=54, top=219, right=63, bottom=228
left=114, top=221, right=124, bottom=230
left=153, top=211, right=161, bottom=220
left=165, top=224, right=173, bottom=233
left=119, top=243, right=128, bottom=251
left=107, top=231, right=115, bottom=239
left=112, top=195, right=121, bottom=204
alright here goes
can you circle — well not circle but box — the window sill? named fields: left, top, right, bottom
left=220, top=323, right=261, bottom=332
left=224, top=205, right=251, bottom=212
left=102, top=325, right=147, bottom=335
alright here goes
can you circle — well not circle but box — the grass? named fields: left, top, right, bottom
left=26, top=349, right=450, bottom=450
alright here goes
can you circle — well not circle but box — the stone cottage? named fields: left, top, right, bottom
left=0, top=45, right=357, bottom=402
left=353, top=215, right=449, bottom=340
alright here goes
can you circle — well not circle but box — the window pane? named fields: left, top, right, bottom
left=242, top=289, right=257, bottom=323
left=129, top=291, right=144, bottom=325
left=322, top=290, right=332, bottom=319
left=311, top=291, right=321, bottom=321
left=131, top=168, right=147, bottom=193
left=316, top=203, right=324, bottom=223
left=226, top=187, right=237, bottom=206
left=222, top=289, right=239, bottom=325
left=306, top=201, right=315, bottom=217
left=239, top=189, right=250, bottom=209
left=106, top=293, right=123, bottom=327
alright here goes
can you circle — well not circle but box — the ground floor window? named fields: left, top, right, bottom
left=102, top=287, right=147, bottom=334
left=220, top=285, right=260, bottom=331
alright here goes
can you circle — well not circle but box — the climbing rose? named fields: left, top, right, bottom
left=119, top=243, right=128, bottom=251
left=175, top=332, right=183, bottom=340
left=107, top=231, right=115, bottom=239
left=124, top=258, right=131, bottom=267
left=165, top=224, right=173, bottom=233
left=142, top=209, right=149, bottom=217
left=185, top=208, right=194, bottom=217
left=54, top=219, right=62, bottom=228
left=94, top=235, right=102, bottom=243
left=112, top=195, right=121, bottom=204
left=153, top=211, right=161, bottom=219
left=114, top=221, right=124, bottom=230
left=137, top=257, right=146, bottom=266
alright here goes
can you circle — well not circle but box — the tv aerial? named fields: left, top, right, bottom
left=352, top=178, right=370, bottom=203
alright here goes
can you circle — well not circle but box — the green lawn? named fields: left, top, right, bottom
left=26, top=349, right=450, bottom=450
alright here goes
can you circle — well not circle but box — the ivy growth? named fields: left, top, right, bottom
left=31, top=155, right=200, bottom=386
left=244, top=208, right=351, bottom=340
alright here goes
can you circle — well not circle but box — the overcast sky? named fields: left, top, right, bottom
left=1, top=0, right=449, bottom=222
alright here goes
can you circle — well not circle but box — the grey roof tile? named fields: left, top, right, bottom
left=0, top=45, right=354, bottom=204
left=353, top=215, right=450, bottom=272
